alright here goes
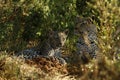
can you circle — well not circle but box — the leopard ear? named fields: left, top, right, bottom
left=63, top=29, right=69, bottom=35
left=85, top=17, right=93, bottom=24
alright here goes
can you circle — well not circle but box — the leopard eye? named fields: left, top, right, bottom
left=79, top=31, right=83, bottom=34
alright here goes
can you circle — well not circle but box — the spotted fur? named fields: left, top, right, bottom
left=75, top=17, right=98, bottom=58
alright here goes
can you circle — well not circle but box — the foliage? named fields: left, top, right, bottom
left=88, top=0, right=120, bottom=59
left=0, top=0, right=77, bottom=51
left=0, top=0, right=120, bottom=80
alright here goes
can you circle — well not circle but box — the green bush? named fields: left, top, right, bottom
left=0, top=0, right=77, bottom=51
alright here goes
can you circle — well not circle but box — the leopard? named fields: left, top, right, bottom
left=15, top=29, right=68, bottom=65
left=74, top=17, right=99, bottom=60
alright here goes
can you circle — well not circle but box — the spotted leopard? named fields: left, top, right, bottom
left=15, top=30, right=68, bottom=65
left=75, top=17, right=98, bottom=59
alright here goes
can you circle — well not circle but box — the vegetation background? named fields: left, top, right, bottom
left=0, top=0, right=120, bottom=80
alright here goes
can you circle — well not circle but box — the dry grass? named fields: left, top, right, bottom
left=1, top=51, right=120, bottom=80
left=0, top=51, right=75, bottom=80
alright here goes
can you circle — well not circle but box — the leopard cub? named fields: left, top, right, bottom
left=40, top=29, right=68, bottom=57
